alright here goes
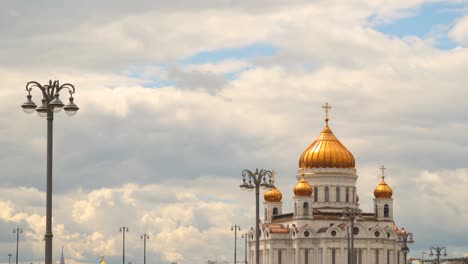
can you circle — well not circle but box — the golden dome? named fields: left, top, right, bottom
left=100, top=256, right=106, bottom=264
left=264, top=187, right=282, bottom=202
left=374, top=176, right=393, bottom=199
left=298, top=118, right=355, bottom=169
left=294, top=175, right=313, bottom=196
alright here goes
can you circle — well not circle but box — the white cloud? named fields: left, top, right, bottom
left=449, top=15, right=468, bottom=45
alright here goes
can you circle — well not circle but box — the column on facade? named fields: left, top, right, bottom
left=269, top=248, right=274, bottom=264
left=295, top=248, right=300, bottom=264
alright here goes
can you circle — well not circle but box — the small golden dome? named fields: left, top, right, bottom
left=264, top=187, right=282, bottom=202
left=374, top=176, right=393, bottom=199
left=100, top=256, right=106, bottom=264
left=298, top=115, right=355, bottom=169
left=294, top=175, right=313, bottom=196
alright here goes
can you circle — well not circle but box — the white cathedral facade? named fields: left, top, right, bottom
left=247, top=105, right=412, bottom=264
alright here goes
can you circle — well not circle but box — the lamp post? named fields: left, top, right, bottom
left=239, top=169, right=274, bottom=264
left=13, top=228, right=23, bottom=264
left=341, top=207, right=363, bottom=264
left=140, top=234, right=149, bottom=264
left=8, top=253, right=12, bottom=264
left=241, top=233, right=248, bottom=264
left=119, top=226, right=129, bottom=264
left=397, top=228, right=414, bottom=264
left=231, top=225, right=241, bottom=264
left=421, top=251, right=426, bottom=261
left=429, top=246, right=447, bottom=264
left=21, top=80, right=79, bottom=264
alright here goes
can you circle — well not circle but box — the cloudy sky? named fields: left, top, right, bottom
left=1, top=0, right=468, bottom=263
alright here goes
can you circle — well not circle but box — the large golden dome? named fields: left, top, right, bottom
left=293, top=175, right=313, bottom=196
left=374, top=176, right=393, bottom=199
left=298, top=120, right=355, bottom=169
left=264, top=187, right=282, bottom=202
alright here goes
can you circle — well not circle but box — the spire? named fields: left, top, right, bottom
left=380, top=164, right=387, bottom=179
left=322, top=102, right=332, bottom=126
left=60, top=246, right=65, bottom=264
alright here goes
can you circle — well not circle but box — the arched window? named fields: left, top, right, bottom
left=264, top=208, right=267, bottom=219
left=325, top=187, right=330, bottom=202
left=294, top=203, right=297, bottom=216
left=375, top=204, right=378, bottom=217
left=314, top=187, right=318, bottom=202
left=273, top=207, right=278, bottom=216
left=303, top=202, right=309, bottom=216
left=384, top=204, right=389, bottom=217
left=346, top=187, right=350, bottom=203
left=336, top=187, right=341, bottom=202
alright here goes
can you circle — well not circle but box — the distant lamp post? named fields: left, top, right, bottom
left=239, top=168, right=274, bottom=264
left=140, top=234, right=149, bottom=264
left=21, top=80, right=79, bottom=264
left=397, top=228, right=414, bottom=264
left=241, top=233, right=248, bottom=264
left=13, top=228, right=23, bottom=264
left=421, top=251, right=426, bottom=261
left=8, top=253, right=12, bottom=264
left=119, top=226, right=129, bottom=264
left=231, top=225, right=241, bottom=264
left=341, top=207, right=363, bottom=264
left=429, top=246, right=447, bottom=264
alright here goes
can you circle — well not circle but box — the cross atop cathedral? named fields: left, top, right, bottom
left=271, top=169, right=276, bottom=183
left=380, top=165, right=386, bottom=178
left=322, top=102, right=331, bottom=124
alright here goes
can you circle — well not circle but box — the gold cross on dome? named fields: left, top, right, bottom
left=322, top=102, right=331, bottom=124
left=272, top=170, right=276, bottom=183
left=380, top=165, right=386, bottom=178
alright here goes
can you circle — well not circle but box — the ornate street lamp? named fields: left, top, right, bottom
left=140, top=234, right=149, bottom=264
left=341, top=207, right=363, bottom=264
left=429, top=246, right=447, bottom=264
left=21, top=80, right=79, bottom=264
left=240, top=169, right=274, bottom=264
left=397, top=228, right=414, bottom=264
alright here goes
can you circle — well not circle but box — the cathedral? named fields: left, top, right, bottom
left=247, top=103, right=412, bottom=264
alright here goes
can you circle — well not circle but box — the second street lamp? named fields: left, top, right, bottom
left=231, top=225, right=241, bottom=264
left=21, top=80, right=79, bottom=264
left=141, top=234, right=149, bottom=264
left=429, top=246, right=447, bottom=264
left=239, top=168, right=274, bottom=264
left=241, top=233, right=248, bottom=264
left=341, top=207, right=362, bottom=264
left=13, top=228, right=23, bottom=264
left=119, top=226, right=129, bottom=264
left=397, top=228, right=414, bottom=264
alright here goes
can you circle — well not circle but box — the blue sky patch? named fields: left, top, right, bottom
left=371, top=2, right=466, bottom=49
left=183, top=43, right=278, bottom=64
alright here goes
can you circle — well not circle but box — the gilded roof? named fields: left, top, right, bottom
left=298, top=123, right=355, bottom=169
left=374, top=176, right=393, bottom=199
left=293, top=175, right=313, bottom=196
left=264, top=187, right=282, bottom=202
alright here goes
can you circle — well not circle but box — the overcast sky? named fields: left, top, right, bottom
left=1, top=0, right=468, bottom=263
